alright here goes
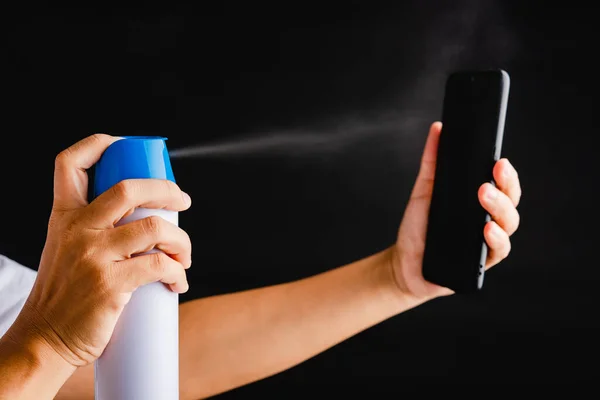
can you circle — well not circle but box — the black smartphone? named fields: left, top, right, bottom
left=422, top=69, right=510, bottom=294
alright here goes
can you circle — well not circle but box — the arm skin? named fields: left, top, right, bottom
left=56, top=245, right=431, bottom=400
left=0, top=307, right=77, bottom=400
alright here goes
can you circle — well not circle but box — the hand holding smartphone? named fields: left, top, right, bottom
left=422, top=69, right=510, bottom=294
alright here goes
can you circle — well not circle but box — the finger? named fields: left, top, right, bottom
left=54, top=134, right=121, bottom=210
left=483, top=221, right=511, bottom=269
left=411, top=121, right=442, bottom=200
left=107, top=215, right=192, bottom=268
left=111, top=252, right=189, bottom=294
left=493, top=158, right=521, bottom=207
left=478, top=183, right=520, bottom=236
left=87, top=178, right=192, bottom=228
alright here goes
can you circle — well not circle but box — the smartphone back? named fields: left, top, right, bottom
left=422, top=69, right=510, bottom=293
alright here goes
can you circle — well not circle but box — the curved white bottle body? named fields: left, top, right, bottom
left=95, top=208, right=179, bottom=400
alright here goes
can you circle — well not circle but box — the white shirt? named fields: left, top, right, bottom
left=0, top=255, right=37, bottom=338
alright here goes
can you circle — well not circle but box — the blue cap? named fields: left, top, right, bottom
left=93, top=136, right=175, bottom=199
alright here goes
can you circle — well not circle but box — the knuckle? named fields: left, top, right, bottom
left=112, top=180, right=136, bottom=202
left=59, top=215, right=88, bottom=244
left=54, top=134, right=108, bottom=171
left=92, top=263, right=110, bottom=289
left=79, top=242, right=98, bottom=263
left=163, top=179, right=181, bottom=198
left=78, top=236, right=103, bottom=265
left=54, top=148, right=72, bottom=169
left=50, top=211, right=75, bottom=234
left=149, top=252, right=168, bottom=274
left=65, top=212, right=83, bottom=232
left=88, top=133, right=104, bottom=144
left=81, top=250, right=110, bottom=288
left=143, top=215, right=164, bottom=236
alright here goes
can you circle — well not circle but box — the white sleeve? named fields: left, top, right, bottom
left=0, top=255, right=37, bottom=338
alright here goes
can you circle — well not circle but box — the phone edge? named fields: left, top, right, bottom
left=476, top=69, right=511, bottom=290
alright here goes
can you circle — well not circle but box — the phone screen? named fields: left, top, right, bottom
left=422, top=70, right=508, bottom=293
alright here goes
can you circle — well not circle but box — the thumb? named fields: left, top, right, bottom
left=410, top=122, right=442, bottom=200
left=53, top=134, right=120, bottom=210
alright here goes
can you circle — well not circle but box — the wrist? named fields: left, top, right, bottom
left=383, top=245, right=438, bottom=306
left=0, top=307, right=77, bottom=399
left=355, top=246, right=426, bottom=321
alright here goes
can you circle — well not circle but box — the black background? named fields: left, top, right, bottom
left=2, top=1, right=596, bottom=395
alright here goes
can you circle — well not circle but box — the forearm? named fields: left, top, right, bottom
left=179, top=246, right=430, bottom=399
left=0, top=313, right=76, bottom=400
left=57, top=246, right=432, bottom=400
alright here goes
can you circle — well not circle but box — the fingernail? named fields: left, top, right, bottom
left=182, top=191, right=192, bottom=206
left=486, top=186, right=498, bottom=201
